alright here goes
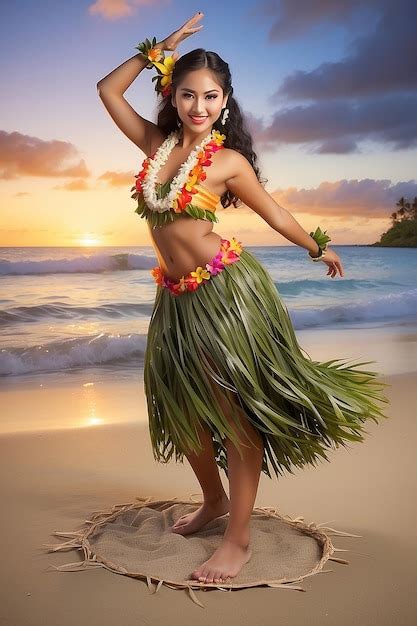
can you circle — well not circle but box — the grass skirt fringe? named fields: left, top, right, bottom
left=144, top=248, right=390, bottom=480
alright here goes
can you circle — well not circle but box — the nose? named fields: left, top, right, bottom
left=191, top=97, right=207, bottom=114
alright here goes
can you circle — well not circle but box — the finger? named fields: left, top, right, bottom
left=184, top=12, right=204, bottom=28
left=330, top=261, right=341, bottom=277
left=326, top=264, right=336, bottom=277
left=335, top=261, right=344, bottom=277
left=182, top=27, right=204, bottom=38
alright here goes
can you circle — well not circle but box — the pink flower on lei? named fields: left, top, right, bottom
left=221, top=250, right=240, bottom=265
left=206, top=252, right=225, bottom=275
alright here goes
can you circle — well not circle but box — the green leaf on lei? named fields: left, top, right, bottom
left=309, top=226, right=331, bottom=250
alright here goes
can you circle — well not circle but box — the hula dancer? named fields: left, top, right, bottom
left=97, top=11, right=389, bottom=586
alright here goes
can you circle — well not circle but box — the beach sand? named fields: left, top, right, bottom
left=1, top=369, right=416, bottom=625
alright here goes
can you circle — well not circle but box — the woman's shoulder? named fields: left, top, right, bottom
left=218, top=148, right=251, bottom=178
left=217, top=147, right=245, bottom=167
left=220, top=147, right=240, bottom=158
left=220, top=147, right=247, bottom=163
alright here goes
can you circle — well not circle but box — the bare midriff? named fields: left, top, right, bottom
left=148, top=217, right=223, bottom=283
left=144, top=138, right=230, bottom=283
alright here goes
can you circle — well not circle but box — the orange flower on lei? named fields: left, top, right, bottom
left=172, top=131, right=226, bottom=213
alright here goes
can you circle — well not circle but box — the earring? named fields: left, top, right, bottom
left=220, top=107, right=229, bottom=125
left=176, top=116, right=182, bottom=128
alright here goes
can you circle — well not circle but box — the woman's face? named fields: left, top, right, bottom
left=172, top=69, right=228, bottom=133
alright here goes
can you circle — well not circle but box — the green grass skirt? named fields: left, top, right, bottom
left=144, top=248, right=390, bottom=480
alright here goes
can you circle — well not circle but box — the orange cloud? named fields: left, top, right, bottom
left=88, top=0, right=169, bottom=20
left=97, top=170, right=135, bottom=186
left=268, top=178, right=417, bottom=217
left=0, top=130, right=90, bottom=180
left=54, top=179, right=92, bottom=191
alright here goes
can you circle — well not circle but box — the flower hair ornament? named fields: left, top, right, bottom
left=135, top=36, right=231, bottom=126
left=135, top=37, right=176, bottom=98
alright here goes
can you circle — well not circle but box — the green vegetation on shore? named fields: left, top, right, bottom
left=372, top=196, right=417, bottom=247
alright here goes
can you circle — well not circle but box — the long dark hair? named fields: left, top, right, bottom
left=155, top=48, right=267, bottom=209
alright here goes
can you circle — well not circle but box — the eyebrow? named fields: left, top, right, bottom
left=179, top=88, right=220, bottom=94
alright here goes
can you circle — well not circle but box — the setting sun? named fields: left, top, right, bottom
left=79, top=235, right=101, bottom=246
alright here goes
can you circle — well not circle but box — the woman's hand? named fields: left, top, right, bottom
left=160, top=11, right=204, bottom=52
left=318, top=247, right=344, bottom=278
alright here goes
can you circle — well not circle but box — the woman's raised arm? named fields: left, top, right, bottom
left=97, top=49, right=166, bottom=156
left=96, top=12, right=204, bottom=156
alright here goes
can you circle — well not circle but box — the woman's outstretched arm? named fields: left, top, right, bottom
left=224, top=151, right=344, bottom=277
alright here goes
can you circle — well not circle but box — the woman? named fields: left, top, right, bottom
left=97, top=11, right=389, bottom=585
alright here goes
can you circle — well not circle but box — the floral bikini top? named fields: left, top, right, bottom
left=130, top=129, right=225, bottom=229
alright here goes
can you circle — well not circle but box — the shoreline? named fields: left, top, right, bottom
left=1, top=322, right=416, bottom=436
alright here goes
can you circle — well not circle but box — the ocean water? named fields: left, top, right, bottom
left=1, top=244, right=417, bottom=381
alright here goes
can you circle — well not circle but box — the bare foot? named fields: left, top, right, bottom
left=190, top=537, right=252, bottom=584
left=171, top=495, right=230, bottom=535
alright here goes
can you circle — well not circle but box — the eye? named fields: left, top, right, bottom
left=182, top=93, right=217, bottom=100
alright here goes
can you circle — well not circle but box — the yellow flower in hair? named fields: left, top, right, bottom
left=190, top=267, right=211, bottom=283
left=152, top=56, right=175, bottom=86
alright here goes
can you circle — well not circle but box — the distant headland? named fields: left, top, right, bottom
left=371, top=196, right=417, bottom=247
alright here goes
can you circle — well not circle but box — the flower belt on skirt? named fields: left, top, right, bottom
left=151, top=237, right=243, bottom=296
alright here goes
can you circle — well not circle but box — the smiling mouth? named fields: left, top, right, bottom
left=189, top=115, right=207, bottom=119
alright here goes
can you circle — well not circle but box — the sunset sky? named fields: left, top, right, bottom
left=1, top=0, right=416, bottom=247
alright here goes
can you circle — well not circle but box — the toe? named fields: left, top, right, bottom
left=198, top=568, right=208, bottom=582
left=205, top=570, right=215, bottom=583
left=213, top=571, right=222, bottom=583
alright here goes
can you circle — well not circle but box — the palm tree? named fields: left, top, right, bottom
left=390, top=211, right=398, bottom=225
left=411, top=197, right=417, bottom=220
left=395, top=197, right=411, bottom=221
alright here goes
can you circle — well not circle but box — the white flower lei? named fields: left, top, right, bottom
left=141, top=129, right=217, bottom=213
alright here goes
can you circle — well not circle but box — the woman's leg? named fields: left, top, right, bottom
left=171, top=419, right=230, bottom=534
left=190, top=383, right=264, bottom=584
left=223, top=405, right=264, bottom=546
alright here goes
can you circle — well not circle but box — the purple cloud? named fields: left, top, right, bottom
left=250, top=93, right=417, bottom=153
left=273, top=0, right=417, bottom=99
left=259, top=0, right=377, bottom=41
left=254, top=0, right=417, bottom=153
